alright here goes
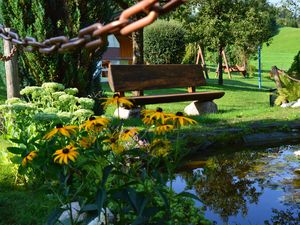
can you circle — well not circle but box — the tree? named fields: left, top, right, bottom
left=278, top=0, right=300, bottom=27
left=232, top=0, right=277, bottom=70
left=169, top=0, right=276, bottom=83
left=0, top=0, right=118, bottom=95
left=183, top=0, right=237, bottom=85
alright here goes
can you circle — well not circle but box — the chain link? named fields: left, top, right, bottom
left=0, top=0, right=185, bottom=54
left=0, top=45, right=17, bottom=61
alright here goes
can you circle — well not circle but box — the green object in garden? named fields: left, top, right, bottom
left=144, top=20, right=185, bottom=64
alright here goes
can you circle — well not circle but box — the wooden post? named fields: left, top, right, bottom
left=222, top=50, right=232, bottom=79
left=4, top=28, right=20, bottom=99
left=196, top=45, right=209, bottom=79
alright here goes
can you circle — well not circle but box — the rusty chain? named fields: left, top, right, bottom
left=0, top=45, right=17, bottom=61
left=0, top=0, right=185, bottom=54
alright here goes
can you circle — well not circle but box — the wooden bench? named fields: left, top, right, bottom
left=108, top=64, right=225, bottom=114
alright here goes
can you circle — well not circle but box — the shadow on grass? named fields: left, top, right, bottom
left=0, top=164, right=59, bottom=225
left=206, top=78, right=272, bottom=92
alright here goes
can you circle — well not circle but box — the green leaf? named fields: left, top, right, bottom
left=7, top=147, right=24, bottom=154
left=9, top=138, right=24, bottom=144
left=10, top=155, right=22, bottom=164
left=177, top=191, right=201, bottom=202
left=81, top=204, right=97, bottom=212
left=101, top=165, right=113, bottom=187
left=132, top=216, right=147, bottom=225
left=156, top=188, right=170, bottom=215
left=96, top=188, right=107, bottom=218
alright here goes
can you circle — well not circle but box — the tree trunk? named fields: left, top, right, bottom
left=242, top=53, right=248, bottom=78
left=132, top=28, right=144, bottom=65
left=132, top=28, right=144, bottom=96
left=218, top=46, right=223, bottom=85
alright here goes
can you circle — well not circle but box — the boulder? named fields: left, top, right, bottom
left=88, top=208, right=114, bottom=225
left=184, top=101, right=217, bottom=116
left=291, top=98, right=300, bottom=108
left=58, top=202, right=114, bottom=225
left=113, top=107, right=142, bottom=119
left=281, top=101, right=296, bottom=108
left=58, top=202, right=86, bottom=224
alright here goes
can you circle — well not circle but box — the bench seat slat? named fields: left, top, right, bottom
left=125, top=91, right=225, bottom=105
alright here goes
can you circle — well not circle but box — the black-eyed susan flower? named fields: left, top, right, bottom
left=22, top=151, right=37, bottom=167
left=53, top=144, right=79, bottom=165
left=167, top=112, right=197, bottom=128
left=101, top=94, right=134, bottom=109
left=149, top=139, right=171, bottom=157
left=80, top=116, right=109, bottom=132
left=142, top=107, right=168, bottom=125
left=103, top=133, right=124, bottom=154
left=79, top=135, right=96, bottom=148
left=154, top=124, right=174, bottom=135
left=120, top=128, right=139, bottom=140
left=44, top=124, right=77, bottom=140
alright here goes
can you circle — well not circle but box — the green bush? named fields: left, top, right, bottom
left=275, top=76, right=300, bottom=105
left=287, top=51, right=300, bottom=79
left=182, top=43, right=198, bottom=64
left=144, top=20, right=186, bottom=64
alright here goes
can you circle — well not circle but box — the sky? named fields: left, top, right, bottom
left=268, top=0, right=282, bottom=5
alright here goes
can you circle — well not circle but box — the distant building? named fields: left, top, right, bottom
left=101, top=34, right=133, bottom=65
left=100, top=34, right=132, bottom=78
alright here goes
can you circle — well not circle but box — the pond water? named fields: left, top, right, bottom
left=173, top=145, right=300, bottom=224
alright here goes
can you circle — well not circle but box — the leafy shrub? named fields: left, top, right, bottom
left=144, top=20, right=186, bottom=64
left=275, top=76, right=300, bottom=105
left=182, top=43, right=198, bottom=64
left=0, top=82, right=95, bottom=149
left=247, top=64, right=257, bottom=77
left=287, top=51, right=300, bottom=79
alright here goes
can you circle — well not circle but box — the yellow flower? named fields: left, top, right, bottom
left=22, top=151, right=37, bottom=167
left=80, top=116, right=109, bottom=132
left=149, top=139, right=171, bottom=157
left=142, top=107, right=168, bottom=125
left=103, top=133, right=124, bottom=154
left=53, top=144, right=79, bottom=165
left=79, top=135, right=96, bottom=148
left=154, top=124, right=174, bottom=135
left=120, top=128, right=139, bottom=140
left=44, top=124, right=77, bottom=140
left=101, top=94, right=134, bottom=109
left=167, top=112, right=197, bottom=128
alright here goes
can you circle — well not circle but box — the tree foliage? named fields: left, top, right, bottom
left=288, top=51, right=300, bottom=78
left=0, top=0, right=118, bottom=95
left=277, top=0, right=300, bottom=27
left=168, top=0, right=277, bottom=82
left=144, top=20, right=185, bottom=64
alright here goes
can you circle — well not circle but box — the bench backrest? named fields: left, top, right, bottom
left=108, top=64, right=206, bottom=92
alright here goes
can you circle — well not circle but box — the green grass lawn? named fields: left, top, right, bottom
left=259, top=27, right=300, bottom=71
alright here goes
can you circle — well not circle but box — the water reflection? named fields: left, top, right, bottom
left=177, top=145, right=300, bottom=224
